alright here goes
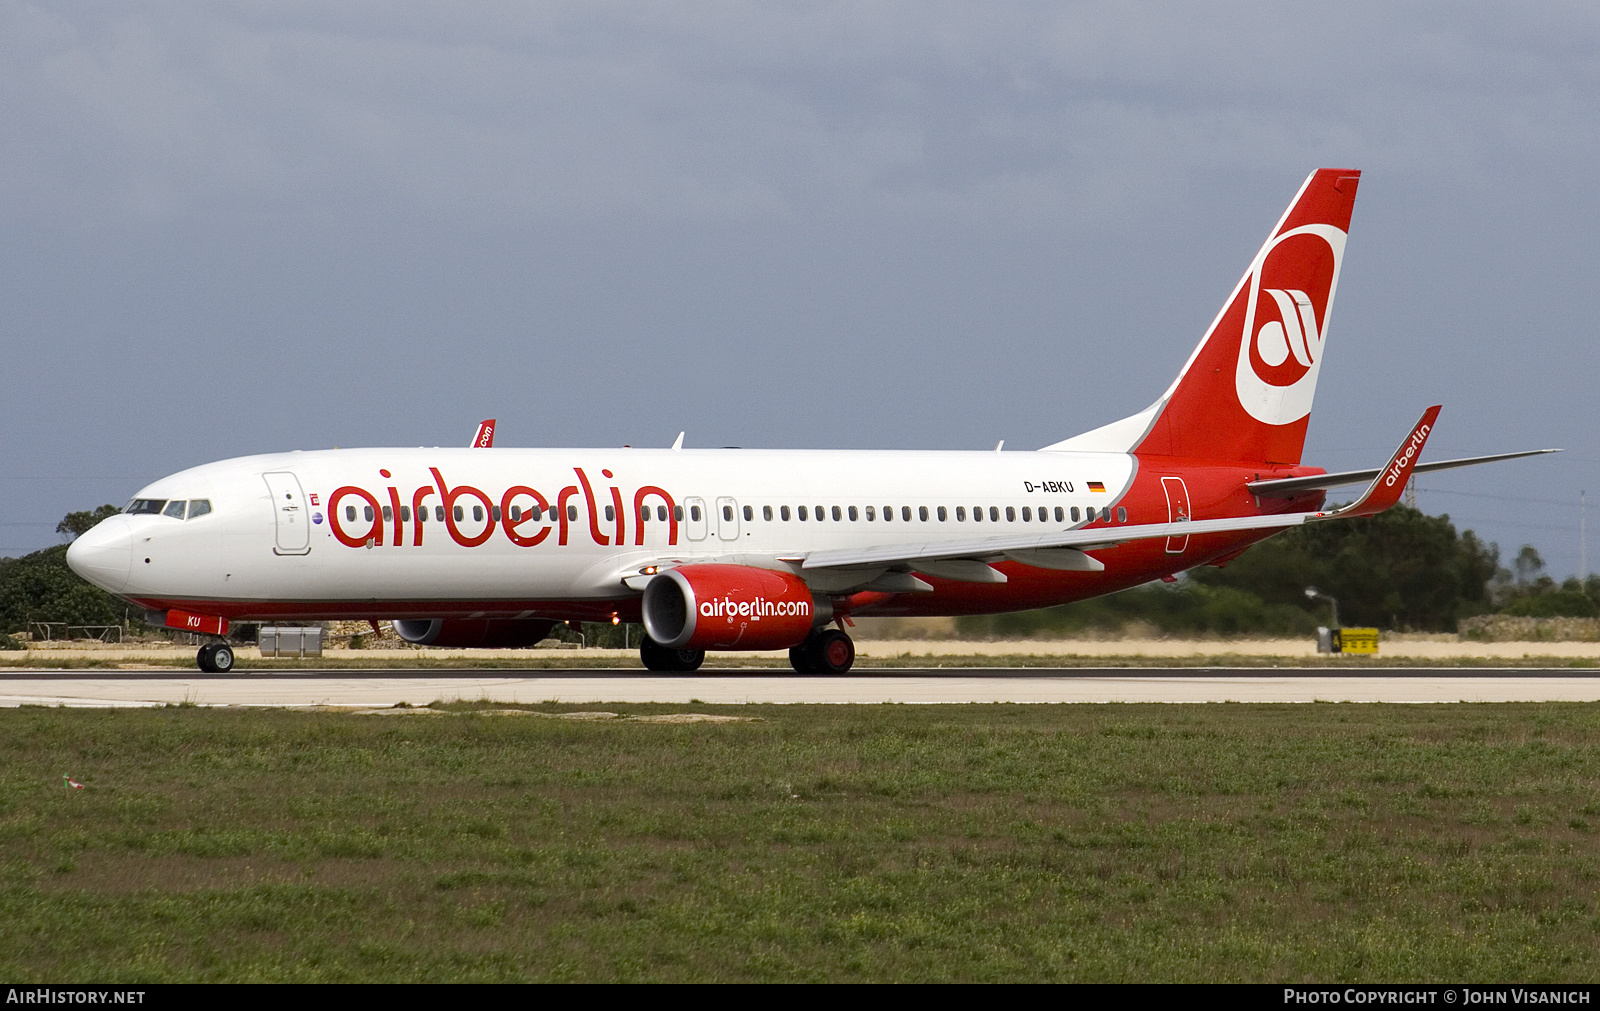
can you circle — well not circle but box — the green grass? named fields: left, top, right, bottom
left=3, top=702, right=1600, bottom=981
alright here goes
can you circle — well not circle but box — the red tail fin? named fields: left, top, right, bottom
left=1046, top=169, right=1360, bottom=465
left=470, top=420, right=496, bottom=449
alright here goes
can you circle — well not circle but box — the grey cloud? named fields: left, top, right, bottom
left=2, top=1, right=1598, bottom=574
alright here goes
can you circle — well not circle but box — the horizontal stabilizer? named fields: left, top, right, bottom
left=1249, top=448, right=1560, bottom=497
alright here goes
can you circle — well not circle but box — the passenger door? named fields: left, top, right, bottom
left=263, top=472, right=311, bottom=555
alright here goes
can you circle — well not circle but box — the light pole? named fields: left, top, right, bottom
left=1304, top=587, right=1340, bottom=628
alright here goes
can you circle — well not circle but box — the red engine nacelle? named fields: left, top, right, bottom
left=392, top=618, right=557, bottom=648
left=642, top=564, right=820, bottom=650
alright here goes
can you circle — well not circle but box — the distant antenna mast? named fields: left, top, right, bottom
left=1404, top=476, right=1417, bottom=509
left=1582, top=490, right=1588, bottom=582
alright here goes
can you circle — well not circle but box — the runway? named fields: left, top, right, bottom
left=4, top=668, right=1600, bottom=707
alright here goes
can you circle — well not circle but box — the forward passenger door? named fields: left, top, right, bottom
left=263, top=472, right=311, bottom=555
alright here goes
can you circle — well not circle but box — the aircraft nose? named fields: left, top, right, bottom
left=66, top=515, right=134, bottom=594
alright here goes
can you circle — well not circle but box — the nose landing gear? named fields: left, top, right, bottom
left=789, top=628, right=855, bottom=674
left=196, top=642, right=235, bottom=673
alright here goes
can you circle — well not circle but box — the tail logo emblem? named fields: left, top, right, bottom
left=1233, top=224, right=1346, bottom=426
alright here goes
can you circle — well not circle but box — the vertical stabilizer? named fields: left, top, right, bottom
left=1044, top=169, right=1360, bottom=465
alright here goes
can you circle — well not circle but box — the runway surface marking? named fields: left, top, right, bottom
left=4, top=669, right=1600, bottom=706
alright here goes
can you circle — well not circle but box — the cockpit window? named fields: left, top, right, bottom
left=163, top=500, right=187, bottom=520
left=187, top=500, right=212, bottom=519
left=127, top=499, right=166, bottom=515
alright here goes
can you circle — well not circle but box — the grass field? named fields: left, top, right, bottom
left=3, top=702, right=1599, bottom=981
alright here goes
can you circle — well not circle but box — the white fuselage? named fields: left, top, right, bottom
left=69, top=445, right=1150, bottom=618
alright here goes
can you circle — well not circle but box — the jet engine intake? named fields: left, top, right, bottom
left=641, top=564, right=820, bottom=650
left=392, top=618, right=557, bottom=649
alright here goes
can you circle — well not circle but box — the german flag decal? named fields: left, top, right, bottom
left=1088, top=481, right=1106, bottom=493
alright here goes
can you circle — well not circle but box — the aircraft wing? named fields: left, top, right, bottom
left=795, top=511, right=1316, bottom=574
left=797, top=406, right=1447, bottom=579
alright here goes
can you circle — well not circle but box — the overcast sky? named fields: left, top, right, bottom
left=4, top=2, right=1598, bottom=579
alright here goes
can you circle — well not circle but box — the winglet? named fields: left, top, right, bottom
left=470, top=420, right=496, bottom=448
left=671, top=431, right=685, bottom=451
left=1322, top=406, right=1440, bottom=519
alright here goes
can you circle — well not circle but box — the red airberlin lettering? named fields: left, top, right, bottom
left=604, top=469, right=625, bottom=546
left=387, top=486, right=404, bottom=546
left=328, top=486, right=383, bottom=547
left=431, top=467, right=496, bottom=547
left=634, top=486, right=678, bottom=545
left=556, top=486, right=579, bottom=545
left=322, top=467, right=673, bottom=552
left=573, top=467, right=610, bottom=546
left=501, top=485, right=552, bottom=547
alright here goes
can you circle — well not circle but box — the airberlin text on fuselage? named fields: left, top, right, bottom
left=325, top=466, right=677, bottom=551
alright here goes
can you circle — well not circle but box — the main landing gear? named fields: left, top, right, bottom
left=640, top=636, right=706, bottom=672
left=789, top=628, right=855, bottom=674
left=636, top=630, right=855, bottom=674
left=196, top=641, right=235, bottom=673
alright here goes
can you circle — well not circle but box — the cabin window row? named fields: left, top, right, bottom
left=341, top=500, right=1129, bottom=526
left=686, top=504, right=1125, bottom=524
left=344, top=503, right=590, bottom=524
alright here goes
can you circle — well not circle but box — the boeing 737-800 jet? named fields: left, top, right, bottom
left=67, top=169, right=1554, bottom=673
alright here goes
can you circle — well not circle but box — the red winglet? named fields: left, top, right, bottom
left=1324, top=405, right=1441, bottom=518
left=470, top=420, right=496, bottom=449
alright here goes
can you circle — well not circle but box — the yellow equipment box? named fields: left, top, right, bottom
left=1336, top=628, right=1379, bottom=654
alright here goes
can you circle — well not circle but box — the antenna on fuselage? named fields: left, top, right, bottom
left=995, top=440, right=1004, bottom=453
left=672, top=432, right=685, bottom=451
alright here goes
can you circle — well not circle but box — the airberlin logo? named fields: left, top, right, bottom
left=1384, top=424, right=1430, bottom=487
left=1233, top=223, right=1346, bottom=427
left=325, top=467, right=678, bottom=551
left=700, top=596, right=811, bottom=619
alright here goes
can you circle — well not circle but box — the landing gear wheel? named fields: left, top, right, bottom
left=789, top=629, right=855, bottom=674
left=814, top=629, right=855, bottom=674
left=640, top=637, right=705, bottom=672
left=197, top=643, right=236, bottom=673
left=788, top=642, right=817, bottom=674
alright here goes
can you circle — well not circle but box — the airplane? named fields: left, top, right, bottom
left=66, top=168, right=1556, bottom=674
